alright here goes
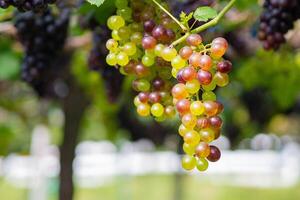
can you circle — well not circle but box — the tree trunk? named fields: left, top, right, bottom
left=59, top=81, right=89, bottom=200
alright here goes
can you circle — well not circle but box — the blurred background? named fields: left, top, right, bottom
left=1, top=0, right=300, bottom=200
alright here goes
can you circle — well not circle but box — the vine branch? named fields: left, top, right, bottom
left=171, top=0, right=236, bottom=46
left=151, top=0, right=188, bottom=32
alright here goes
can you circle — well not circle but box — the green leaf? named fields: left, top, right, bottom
left=193, top=6, right=218, bottom=22
left=86, top=0, right=105, bottom=7
left=180, top=11, right=193, bottom=28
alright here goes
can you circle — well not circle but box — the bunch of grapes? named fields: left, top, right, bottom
left=105, top=0, right=232, bottom=172
left=258, top=0, right=300, bottom=50
left=14, top=8, right=69, bottom=96
left=0, top=0, right=56, bottom=12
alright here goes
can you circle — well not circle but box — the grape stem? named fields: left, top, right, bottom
left=170, top=0, right=236, bottom=47
left=151, top=0, right=188, bottom=32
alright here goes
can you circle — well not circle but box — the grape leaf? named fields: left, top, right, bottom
left=86, top=0, right=105, bottom=7
left=180, top=12, right=193, bottom=28
left=193, top=6, right=218, bottom=22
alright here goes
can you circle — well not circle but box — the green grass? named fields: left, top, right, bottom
left=1, top=175, right=300, bottom=200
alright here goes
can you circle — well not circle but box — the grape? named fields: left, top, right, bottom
left=176, top=99, right=191, bottom=114
left=183, top=143, right=195, bottom=155
left=151, top=103, right=164, bottom=117
left=117, top=7, right=133, bottom=21
left=185, top=79, right=200, bottom=94
left=178, top=124, right=189, bottom=137
left=123, top=42, right=137, bottom=56
left=196, top=117, right=210, bottom=129
left=217, top=60, right=232, bottom=73
left=210, top=43, right=226, bottom=59
left=106, top=53, right=117, bottom=66
left=161, top=46, right=177, bottom=61
left=142, top=36, right=157, bottom=49
left=181, top=113, right=197, bottom=129
left=134, top=96, right=142, bottom=106
left=190, top=101, right=205, bottom=116
left=186, top=34, right=202, bottom=46
left=214, top=72, right=229, bottom=87
left=142, top=54, right=155, bottom=66
left=202, top=91, right=217, bottom=101
left=149, top=92, right=162, bottom=103
left=196, top=158, right=209, bottom=171
left=144, top=20, right=156, bottom=32
left=212, top=37, right=228, bottom=49
left=195, top=142, right=210, bottom=158
left=203, top=101, right=219, bottom=116
left=182, top=155, right=196, bottom=170
left=118, top=26, right=132, bottom=39
left=165, top=105, right=176, bottom=118
left=136, top=79, right=150, bottom=91
left=197, top=70, right=212, bottom=85
left=131, top=32, right=143, bottom=44
left=179, top=46, right=193, bottom=60
left=138, top=92, right=149, bottom=103
left=199, top=55, right=213, bottom=71
left=209, top=116, right=223, bottom=129
left=172, top=83, right=188, bottom=99
left=107, top=15, right=125, bottom=30
left=134, top=63, right=150, bottom=77
left=171, top=55, right=186, bottom=69
left=199, top=128, right=215, bottom=143
left=182, top=66, right=197, bottom=81
left=115, top=0, right=128, bottom=9
left=137, top=103, right=151, bottom=116
left=154, top=44, right=165, bottom=56
left=152, top=77, right=165, bottom=90
left=112, top=30, right=121, bottom=40
left=184, top=130, right=200, bottom=146
left=106, top=39, right=118, bottom=51
left=117, top=52, right=129, bottom=66
left=152, top=25, right=167, bottom=41
left=207, top=145, right=221, bottom=162
left=189, top=53, right=201, bottom=68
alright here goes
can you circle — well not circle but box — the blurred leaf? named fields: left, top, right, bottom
left=0, top=52, right=20, bottom=80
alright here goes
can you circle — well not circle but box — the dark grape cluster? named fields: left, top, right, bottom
left=258, top=0, right=300, bottom=50
left=0, top=0, right=56, bottom=12
left=14, top=8, right=69, bottom=95
left=88, top=25, right=124, bottom=102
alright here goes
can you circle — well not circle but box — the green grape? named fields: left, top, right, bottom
left=123, top=42, right=137, bottom=56
left=130, top=22, right=142, bottom=32
left=161, top=47, right=177, bottom=61
left=171, top=55, right=186, bottom=69
left=190, top=101, right=205, bottom=116
left=183, top=143, right=195, bottom=155
left=154, top=44, right=164, bottom=57
left=107, top=15, right=125, bottom=30
left=185, top=79, right=200, bottom=94
left=158, top=67, right=172, bottom=79
left=155, top=114, right=166, bottom=122
left=137, top=79, right=150, bottom=92
left=112, top=30, right=121, bottom=40
left=182, top=155, right=196, bottom=170
left=116, top=52, right=129, bottom=66
left=214, top=72, right=229, bottom=87
left=137, top=103, right=151, bottom=117
left=131, top=32, right=143, bottom=44
left=171, top=68, right=178, bottom=78
left=106, top=39, right=118, bottom=51
left=134, top=96, right=141, bottom=106
left=145, top=49, right=155, bottom=57
left=115, top=0, right=128, bottom=8
left=202, top=91, right=217, bottom=101
left=151, top=103, right=164, bottom=117
left=184, top=130, right=200, bottom=146
left=118, top=26, right=131, bottom=40
left=196, top=158, right=209, bottom=171
left=142, top=55, right=155, bottom=67
left=178, top=124, right=189, bottom=137
left=117, top=7, right=132, bottom=21
left=199, top=128, right=215, bottom=143
left=202, top=81, right=216, bottom=91
left=106, top=53, right=117, bottom=66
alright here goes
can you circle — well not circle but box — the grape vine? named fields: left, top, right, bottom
left=105, top=0, right=235, bottom=172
